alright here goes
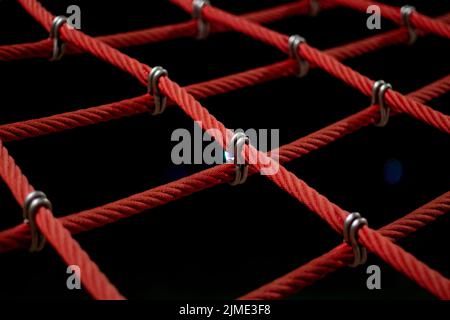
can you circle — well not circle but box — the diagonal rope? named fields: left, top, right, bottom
left=0, top=140, right=124, bottom=300
left=0, top=0, right=334, bottom=61
left=331, top=0, right=450, bottom=39
left=1, top=12, right=449, bottom=142
left=240, top=191, right=450, bottom=300
left=170, top=0, right=450, bottom=133
left=1, top=74, right=448, bottom=254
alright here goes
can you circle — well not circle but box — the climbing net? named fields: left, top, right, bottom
left=0, top=0, right=449, bottom=300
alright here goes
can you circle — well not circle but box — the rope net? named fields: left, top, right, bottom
left=0, top=0, right=448, bottom=300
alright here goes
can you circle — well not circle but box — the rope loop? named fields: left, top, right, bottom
left=23, top=191, right=53, bottom=252
left=226, top=132, right=250, bottom=186
left=148, top=66, right=169, bottom=115
left=343, top=212, right=368, bottom=267
left=192, top=0, right=210, bottom=39
left=372, top=80, right=392, bottom=127
left=401, top=5, right=417, bottom=45
left=288, top=35, right=309, bottom=78
left=49, top=15, right=68, bottom=61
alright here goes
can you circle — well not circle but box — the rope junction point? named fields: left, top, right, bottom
left=288, top=35, right=309, bottom=78
left=148, top=66, right=169, bottom=115
left=23, top=191, right=52, bottom=252
left=226, top=132, right=250, bottom=186
left=372, top=80, right=393, bottom=127
left=49, top=15, right=68, bottom=61
left=401, top=5, right=417, bottom=45
left=192, top=0, right=210, bottom=39
left=343, top=212, right=368, bottom=267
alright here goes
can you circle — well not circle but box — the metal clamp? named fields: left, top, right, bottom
left=226, top=132, right=250, bottom=186
left=309, top=0, right=320, bottom=17
left=401, top=5, right=417, bottom=45
left=343, top=212, right=368, bottom=267
left=192, top=0, right=210, bottom=39
left=23, top=191, right=53, bottom=252
left=49, top=15, right=68, bottom=61
left=372, top=80, right=392, bottom=127
left=148, top=66, right=169, bottom=115
left=288, top=35, right=309, bottom=78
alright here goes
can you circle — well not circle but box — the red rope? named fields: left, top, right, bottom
left=156, top=56, right=450, bottom=298
left=326, top=12, right=450, bottom=60
left=2, top=12, right=449, bottom=142
left=17, top=0, right=150, bottom=85
left=331, top=0, right=450, bottom=40
left=1, top=74, right=447, bottom=254
left=3, top=0, right=448, bottom=300
left=0, top=60, right=293, bottom=142
left=161, top=1, right=450, bottom=298
left=0, top=0, right=328, bottom=61
left=171, top=0, right=450, bottom=133
left=240, top=192, right=450, bottom=300
left=301, top=44, right=450, bottom=133
left=0, top=141, right=124, bottom=300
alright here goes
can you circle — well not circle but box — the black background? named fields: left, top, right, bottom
left=0, top=0, right=448, bottom=300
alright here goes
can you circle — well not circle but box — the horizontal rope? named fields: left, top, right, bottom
left=1, top=74, right=447, bottom=255
left=0, top=140, right=124, bottom=299
left=0, top=0, right=331, bottom=61
left=164, top=0, right=450, bottom=298
left=240, top=191, right=450, bottom=300
left=1, top=12, right=449, bottom=142
left=332, top=0, right=450, bottom=40
left=171, top=0, right=450, bottom=133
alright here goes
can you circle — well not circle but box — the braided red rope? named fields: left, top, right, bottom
left=170, top=4, right=450, bottom=299
left=3, top=0, right=448, bottom=300
left=0, top=141, right=124, bottom=299
left=164, top=0, right=450, bottom=297
left=157, top=56, right=450, bottom=299
left=17, top=0, right=150, bottom=84
left=332, top=0, right=450, bottom=39
left=2, top=12, right=449, bottom=142
left=1, top=73, right=447, bottom=254
left=1, top=0, right=332, bottom=61
left=240, top=191, right=450, bottom=300
left=170, top=0, right=450, bottom=133
left=327, top=12, right=450, bottom=60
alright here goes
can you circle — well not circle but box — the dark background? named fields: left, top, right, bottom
left=0, top=0, right=448, bottom=299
